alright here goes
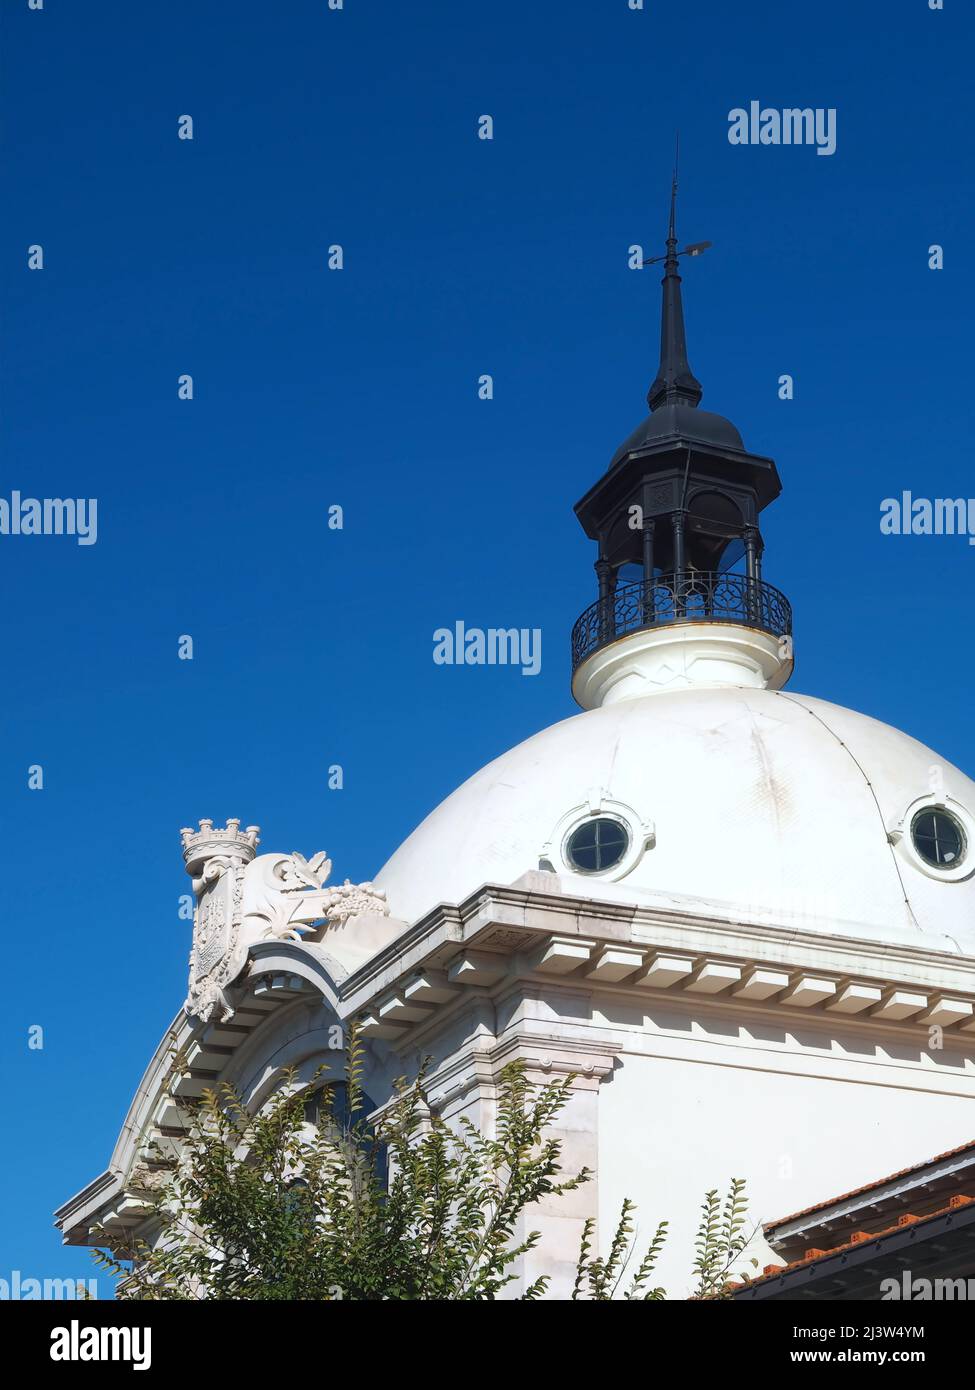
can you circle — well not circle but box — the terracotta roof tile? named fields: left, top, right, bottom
left=742, top=1194, right=975, bottom=1290
left=765, top=1138, right=975, bottom=1231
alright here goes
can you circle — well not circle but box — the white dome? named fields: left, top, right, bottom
left=376, top=687, right=975, bottom=953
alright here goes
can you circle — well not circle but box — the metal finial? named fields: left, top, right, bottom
left=668, top=132, right=680, bottom=246
left=644, top=141, right=708, bottom=412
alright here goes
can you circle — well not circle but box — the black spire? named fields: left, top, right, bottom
left=645, top=151, right=704, bottom=413
left=571, top=154, right=788, bottom=698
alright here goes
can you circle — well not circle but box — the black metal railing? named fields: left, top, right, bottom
left=571, top=571, right=792, bottom=673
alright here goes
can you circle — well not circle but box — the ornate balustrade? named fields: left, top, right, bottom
left=571, top=570, right=792, bottom=673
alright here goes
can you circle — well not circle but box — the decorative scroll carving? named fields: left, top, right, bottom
left=240, top=851, right=388, bottom=942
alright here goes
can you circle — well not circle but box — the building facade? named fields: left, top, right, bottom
left=56, top=190, right=975, bottom=1298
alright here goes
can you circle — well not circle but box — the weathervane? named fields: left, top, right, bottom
left=641, top=135, right=712, bottom=269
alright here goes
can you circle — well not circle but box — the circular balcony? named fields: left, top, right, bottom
left=571, top=570, right=793, bottom=675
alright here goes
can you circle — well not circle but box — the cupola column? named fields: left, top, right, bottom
left=595, top=557, right=616, bottom=644
left=744, top=525, right=760, bottom=622
left=744, top=525, right=759, bottom=582
left=641, top=516, right=656, bottom=623
left=671, top=511, right=686, bottom=615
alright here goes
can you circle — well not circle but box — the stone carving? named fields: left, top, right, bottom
left=128, top=1163, right=173, bottom=1195
left=184, top=855, right=248, bottom=1025
left=240, top=851, right=388, bottom=941
left=239, top=851, right=333, bottom=942
left=317, top=877, right=389, bottom=927
left=180, top=819, right=389, bottom=1023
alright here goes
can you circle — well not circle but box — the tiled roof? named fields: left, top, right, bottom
left=735, top=1193, right=975, bottom=1291
left=765, top=1138, right=975, bottom=1232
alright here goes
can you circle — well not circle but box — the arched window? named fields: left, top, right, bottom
left=303, top=1081, right=388, bottom=1187
left=687, top=490, right=745, bottom=572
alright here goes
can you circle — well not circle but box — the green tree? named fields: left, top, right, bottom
left=93, top=1031, right=754, bottom=1300
left=691, top=1178, right=752, bottom=1298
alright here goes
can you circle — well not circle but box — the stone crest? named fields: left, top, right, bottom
left=181, top=820, right=257, bottom=1024
left=195, top=876, right=229, bottom=977
left=180, top=818, right=390, bottom=1023
left=186, top=863, right=248, bottom=1023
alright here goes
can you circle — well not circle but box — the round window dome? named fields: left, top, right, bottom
left=564, top=817, right=630, bottom=873
left=911, top=808, right=967, bottom=869
left=374, top=687, right=975, bottom=954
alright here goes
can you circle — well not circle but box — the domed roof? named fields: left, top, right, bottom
left=611, top=403, right=744, bottom=468
left=375, top=688, right=975, bottom=953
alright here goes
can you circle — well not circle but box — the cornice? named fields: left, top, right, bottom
left=56, top=877, right=975, bottom=1248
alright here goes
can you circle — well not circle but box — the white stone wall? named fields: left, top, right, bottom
left=597, top=1043, right=975, bottom=1298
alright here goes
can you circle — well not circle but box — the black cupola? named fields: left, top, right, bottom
left=570, top=168, right=790, bottom=678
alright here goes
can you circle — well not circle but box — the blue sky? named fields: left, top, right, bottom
left=1, top=0, right=972, bottom=1287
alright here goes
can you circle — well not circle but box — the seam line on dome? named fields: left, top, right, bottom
left=772, top=692, right=923, bottom=933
